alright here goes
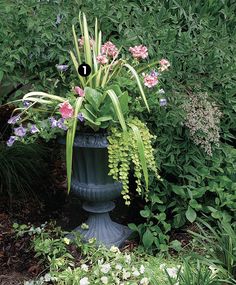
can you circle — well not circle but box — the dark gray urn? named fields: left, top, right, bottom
left=68, top=133, right=131, bottom=248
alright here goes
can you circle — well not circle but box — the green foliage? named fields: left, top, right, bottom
left=165, top=260, right=222, bottom=285
left=108, top=117, right=159, bottom=205
left=0, top=142, right=48, bottom=197
left=189, top=219, right=236, bottom=283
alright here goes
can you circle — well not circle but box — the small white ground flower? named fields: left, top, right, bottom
left=132, top=269, right=140, bottom=277
left=100, top=263, right=111, bottom=274
left=124, top=254, right=131, bottom=264
left=115, top=263, right=122, bottom=270
left=140, top=277, right=149, bottom=284
left=166, top=267, right=178, bottom=278
left=110, top=245, right=120, bottom=253
left=81, top=223, right=89, bottom=230
left=140, top=265, right=145, bottom=274
left=101, top=276, right=108, bottom=284
left=81, top=264, right=89, bottom=272
left=159, top=263, right=166, bottom=270
left=79, top=277, right=90, bottom=285
left=122, top=269, right=131, bottom=280
left=63, top=237, right=70, bottom=245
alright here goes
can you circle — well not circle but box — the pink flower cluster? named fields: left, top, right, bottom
left=59, top=101, right=74, bottom=119
left=78, top=36, right=95, bottom=48
left=129, top=45, right=148, bottom=60
left=101, top=41, right=118, bottom=58
left=96, top=54, right=108, bottom=65
left=159, top=59, right=170, bottom=72
left=74, top=86, right=85, bottom=97
left=143, top=73, right=158, bottom=88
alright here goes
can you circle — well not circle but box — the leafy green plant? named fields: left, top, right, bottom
left=165, top=260, right=222, bottom=285
left=0, top=142, right=48, bottom=198
left=189, top=219, right=236, bottom=283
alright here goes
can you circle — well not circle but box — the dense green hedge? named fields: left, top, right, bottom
left=1, top=0, right=236, bottom=252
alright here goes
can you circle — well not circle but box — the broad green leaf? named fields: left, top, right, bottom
left=142, top=229, right=154, bottom=248
left=185, top=206, right=197, bottom=223
left=84, top=87, right=105, bottom=111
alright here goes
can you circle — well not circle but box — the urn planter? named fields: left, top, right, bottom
left=65, top=132, right=131, bottom=248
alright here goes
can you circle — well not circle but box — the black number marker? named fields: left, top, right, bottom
left=78, top=63, right=91, bottom=77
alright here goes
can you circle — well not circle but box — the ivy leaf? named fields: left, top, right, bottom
left=185, top=206, right=197, bottom=223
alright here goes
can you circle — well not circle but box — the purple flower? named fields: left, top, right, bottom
left=56, top=14, right=63, bottom=25
left=57, top=118, right=68, bottom=131
left=160, top=98, right=167, bottom=106
left=8, top=115, right=20, bottom=124
left=49, top=117, right=58, bottom=128
left=14, top=125, right=27, bottom=137
left=56, top=64, right=68, bottom=72
left=150, top=70, right=159, bottom=77
left=77, top=113, right=84, bottom=122
left=30, top=124, right=39, bottom=134
left=23, top=101, right=30, bottom=107
left=7, top=136, right=17, bottom=147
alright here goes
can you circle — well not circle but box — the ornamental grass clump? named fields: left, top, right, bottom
left=6, top=12, right=170, bottom=204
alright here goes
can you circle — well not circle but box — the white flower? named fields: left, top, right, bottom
left=101, top=276, right=108, bottom=284
left=81, top=264, right=89, bottom=272
left=124, top=254, right=131, bottom=264
left=115, top=263, right=122, bottom=270
left=140, top=277, right=149, bottom=285
left=122, top=269, right=131, bottom=280
left=63, top=237, right=70, bottom=245
left=80, top=277, right=90, bottom=285
left=140, top=265, right=145, bottom=274
left=133, top=269, right=140, bottom=277
left=100, top=263, right=111, bottom=274
left=159, top=263, right=166, bottom=270
left=166, top=267, right=178, bottom=278
left=81, top=223, right=89, bottom=230
left=110, top=245, right=120, bottom=253
left=209, top=265, right=219, bottom=277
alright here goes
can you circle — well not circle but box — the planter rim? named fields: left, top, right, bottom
left=58, top=132, right=108, bottom=148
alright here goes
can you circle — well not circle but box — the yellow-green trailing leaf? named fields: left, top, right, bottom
left=129, top=123, right=149, bottom=191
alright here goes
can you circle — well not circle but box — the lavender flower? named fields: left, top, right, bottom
left=7, top=136, right=17, bottom=147
left=57, top=118, right=68, bottom=130
left=30, top=124, right=40, bottom=134
left=8, top=115, right=20, bottom=124
left=14, top=125, right=27, bottom=137
left=23, top=100, right=30, bottom=107
left=158, top=89, right=165, bottom=94
left=77, top=113, right=84, bottom=122
left=150, top=70, right=159, bottom=77
left=160, top=98, right=167, bottom=106
left=56, top=14, right=63, bottom=25
left=56, top=64, right=68, bottom=72
left=49, top=117, right=58, bottom=128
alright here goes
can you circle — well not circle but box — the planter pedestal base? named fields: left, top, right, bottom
left=71, top=201, right=131, bottom=248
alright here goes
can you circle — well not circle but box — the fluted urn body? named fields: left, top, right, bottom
left=70, top=133, right=131, bottom=248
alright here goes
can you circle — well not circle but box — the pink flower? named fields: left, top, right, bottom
left=78, top=37, right=95, bottom=48
left=96, top=54, right=108, bottom=64
left=74, top=86, right=85, bottom=97
left=59, top=101, right=74, bottom=118
left=101, top=41, right=118, bottom=58
left=143, top=74, right=158, bottom=88
left=129, top=45, right=148, bottom=60
left=159, top=59, right=170, bottom=71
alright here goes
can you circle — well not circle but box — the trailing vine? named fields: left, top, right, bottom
left=107, top=117, right=160, bottom=205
